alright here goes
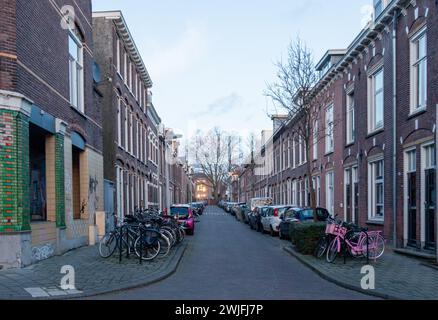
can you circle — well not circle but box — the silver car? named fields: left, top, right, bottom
left=260, top=206, right=292, bottom=236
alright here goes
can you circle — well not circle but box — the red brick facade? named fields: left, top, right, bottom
left=240, top=0, right=438, bottom=255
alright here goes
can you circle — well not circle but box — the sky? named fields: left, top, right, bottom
left=92, top=0, right=372, bottom=148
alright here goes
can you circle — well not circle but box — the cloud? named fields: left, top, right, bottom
left=194, top=93, right=243, bottom=118
left=148, top=24, right=205, bottom=80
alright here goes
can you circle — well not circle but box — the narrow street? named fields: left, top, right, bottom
left=92, top=206, right=370, bottom=300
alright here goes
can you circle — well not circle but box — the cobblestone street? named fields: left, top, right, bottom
left=0, top=241, right=186, bottom=299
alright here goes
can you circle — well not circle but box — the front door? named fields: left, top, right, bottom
left=424, top=167, right=436, bottom=249
left=406, top=149, right=417, bottom=246
left=345, top=169, right=352, bottom=222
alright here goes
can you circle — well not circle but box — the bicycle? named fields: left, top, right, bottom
left=326, top=222, right=385, bottom=263
left=314, top=215, right=339, bottom=258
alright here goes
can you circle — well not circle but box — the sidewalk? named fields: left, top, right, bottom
left=0, top=242, right=187, bottom=300
left=283, top=245, right=438, bottom=300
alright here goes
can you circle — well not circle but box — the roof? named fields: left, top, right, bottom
left=92, top=11, right=153, bottom=88
left=315, top=49, right=348, bottom=71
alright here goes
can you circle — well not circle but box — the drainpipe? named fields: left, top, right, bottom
left=392, top=9, right=398, bottom=248
left=436, top=104, right=438, bottom=263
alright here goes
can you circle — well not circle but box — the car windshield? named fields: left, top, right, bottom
left=284, top=210, right=297, bottom=219
left=170, top=207, right=190, bottom=218
left=300, top=209, right=314, bottom=219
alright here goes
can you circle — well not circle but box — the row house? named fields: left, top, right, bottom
left=0, top=0, right=105, bottom=268
left=92, top=11, right=161, bottom=224
left=242, top=0, right=438, bottom=257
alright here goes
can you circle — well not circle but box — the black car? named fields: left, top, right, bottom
left=248, top=206, right=270, bottom=232
left=278, top=207, right=330, bottom=240
left=190, top=202, right=205, bottom=215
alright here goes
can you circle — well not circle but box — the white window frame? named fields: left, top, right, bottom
left=410, top=27, right=427, bottom=114
left=368, top=157, right=384, bottom=221
left=346, top=91, right=355, bottom=144
left=116, top=37, right=121, bottom=74
left=326, top=171, right=334, bottom=215
left=313, top=120, right=318, bottom=160
left=68, top=31, right=84, bottom=113
left=325, top=105, right=334, bottom=154
left=117, top=96, right=122, bottom=146
left=367, top=67, right=384, bottom=133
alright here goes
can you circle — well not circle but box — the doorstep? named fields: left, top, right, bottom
left=393, top=248, right=436, bottom=261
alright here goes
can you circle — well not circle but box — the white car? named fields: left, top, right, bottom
left=260, top=206, right=292, bottom=236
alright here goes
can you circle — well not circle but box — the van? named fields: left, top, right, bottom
left=248, top=197, right=273, bottom=212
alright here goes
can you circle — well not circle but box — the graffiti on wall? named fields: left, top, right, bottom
left=32, top=244, right=54, bottom=262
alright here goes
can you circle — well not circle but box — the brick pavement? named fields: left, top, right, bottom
left=284, top=245, right=438, bottom=300
left=0, top=242, right=187, bottom=300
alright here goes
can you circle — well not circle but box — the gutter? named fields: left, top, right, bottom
left=392, top=10, right=398, bottom=248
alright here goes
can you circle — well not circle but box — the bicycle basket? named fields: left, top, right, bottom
left=326, top=224, right=347, bottom=238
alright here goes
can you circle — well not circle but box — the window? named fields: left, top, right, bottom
left=292, top=135, right=296, bottom=168
left=313, top=120, right=318, bottom=160
left=117, top=96, right=122, bottom=146
left=368, top=68, right=384, bottom=132
left=374, top=0, right=383, bottom=18
left=124, top=51, right=128, bottom=85
left=425, top=144, right=436, bottom=169
left=410, top=30, right=427, bottom=112
left=292, top=180, right=297, bottom=205
left=124, top=103, right=128, bottom=149
left=369, top=159, right=384, bottom=221
left=116, top=37, right=121, bottom=74
left=326, top=171, right=334, bottom=215
left=298, top=136, right=303, bottom=165
left=325, top=105, right=334, bottom=153
left=346, top=92, right=355, bottom=144
left=129, top=111, right=133, bottom=153
left=69, top=33, right=84, bottom=112
left=72, top=146, right=82, bottom=220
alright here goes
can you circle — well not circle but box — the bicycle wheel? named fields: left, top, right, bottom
left=134, top=236, right=161, bottom=261
left=161, top=228, right=175, bottom=247
left=99, top=233, right=118, bottom=258
left=158, top=233, right=171, bottom=258
left=326, top=238, right=339, bottom=263
left=178, top=227, right=185, bottom=243
left=314, top=236, right=328, bottom=258
left=360, top=234, right=385, bottom=260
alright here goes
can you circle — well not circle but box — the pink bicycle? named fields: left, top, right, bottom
left=325, top=222, right=385, bottom=263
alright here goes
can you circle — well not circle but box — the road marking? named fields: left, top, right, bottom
left=24, top=286, right=83, bottom=298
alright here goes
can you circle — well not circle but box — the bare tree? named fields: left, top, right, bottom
left=265, top=37, right=334, bottom=220
left=191, top=128, right=240, bottom=203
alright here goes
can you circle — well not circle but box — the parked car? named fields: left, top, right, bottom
left=260, top=205, right=292, bottom=236
left=243, top=206, right=252, bottom=224
left=190, top=202, right=205, bottom=215
left=248, top=197, right=273, bottom=212
left=225, top=202, right=237, bottom=214
left=235, top=203, right=249, bottom=222
left=170, top=204, right=195, bottom=235
left=249, top=206, right=270, bottom=232
left=278, top=207, right=331, bottom=239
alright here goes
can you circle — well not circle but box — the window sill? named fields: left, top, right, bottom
left=345, top=141, right=355, bottom=148
left=70, top=105, right=87, bottom=119
left=407, top=108, right=427, bottom=120
left=324, top=151, right=334, bottom=157
left=366, top=128, right=384, bottom=139
left=366, top=219, right=384, bottom=226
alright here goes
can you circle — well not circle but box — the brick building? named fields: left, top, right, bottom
left=0, top=0, right=104, bottom=268
left=92, top=11, right=162, bottom=224
left=241, top=0, right=438, bottom=257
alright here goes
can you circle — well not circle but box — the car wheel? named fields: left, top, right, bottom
left=270, top=227, right=275, bottom=237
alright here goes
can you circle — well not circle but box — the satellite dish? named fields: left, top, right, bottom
left=93, top=61, right=102, bottom=83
